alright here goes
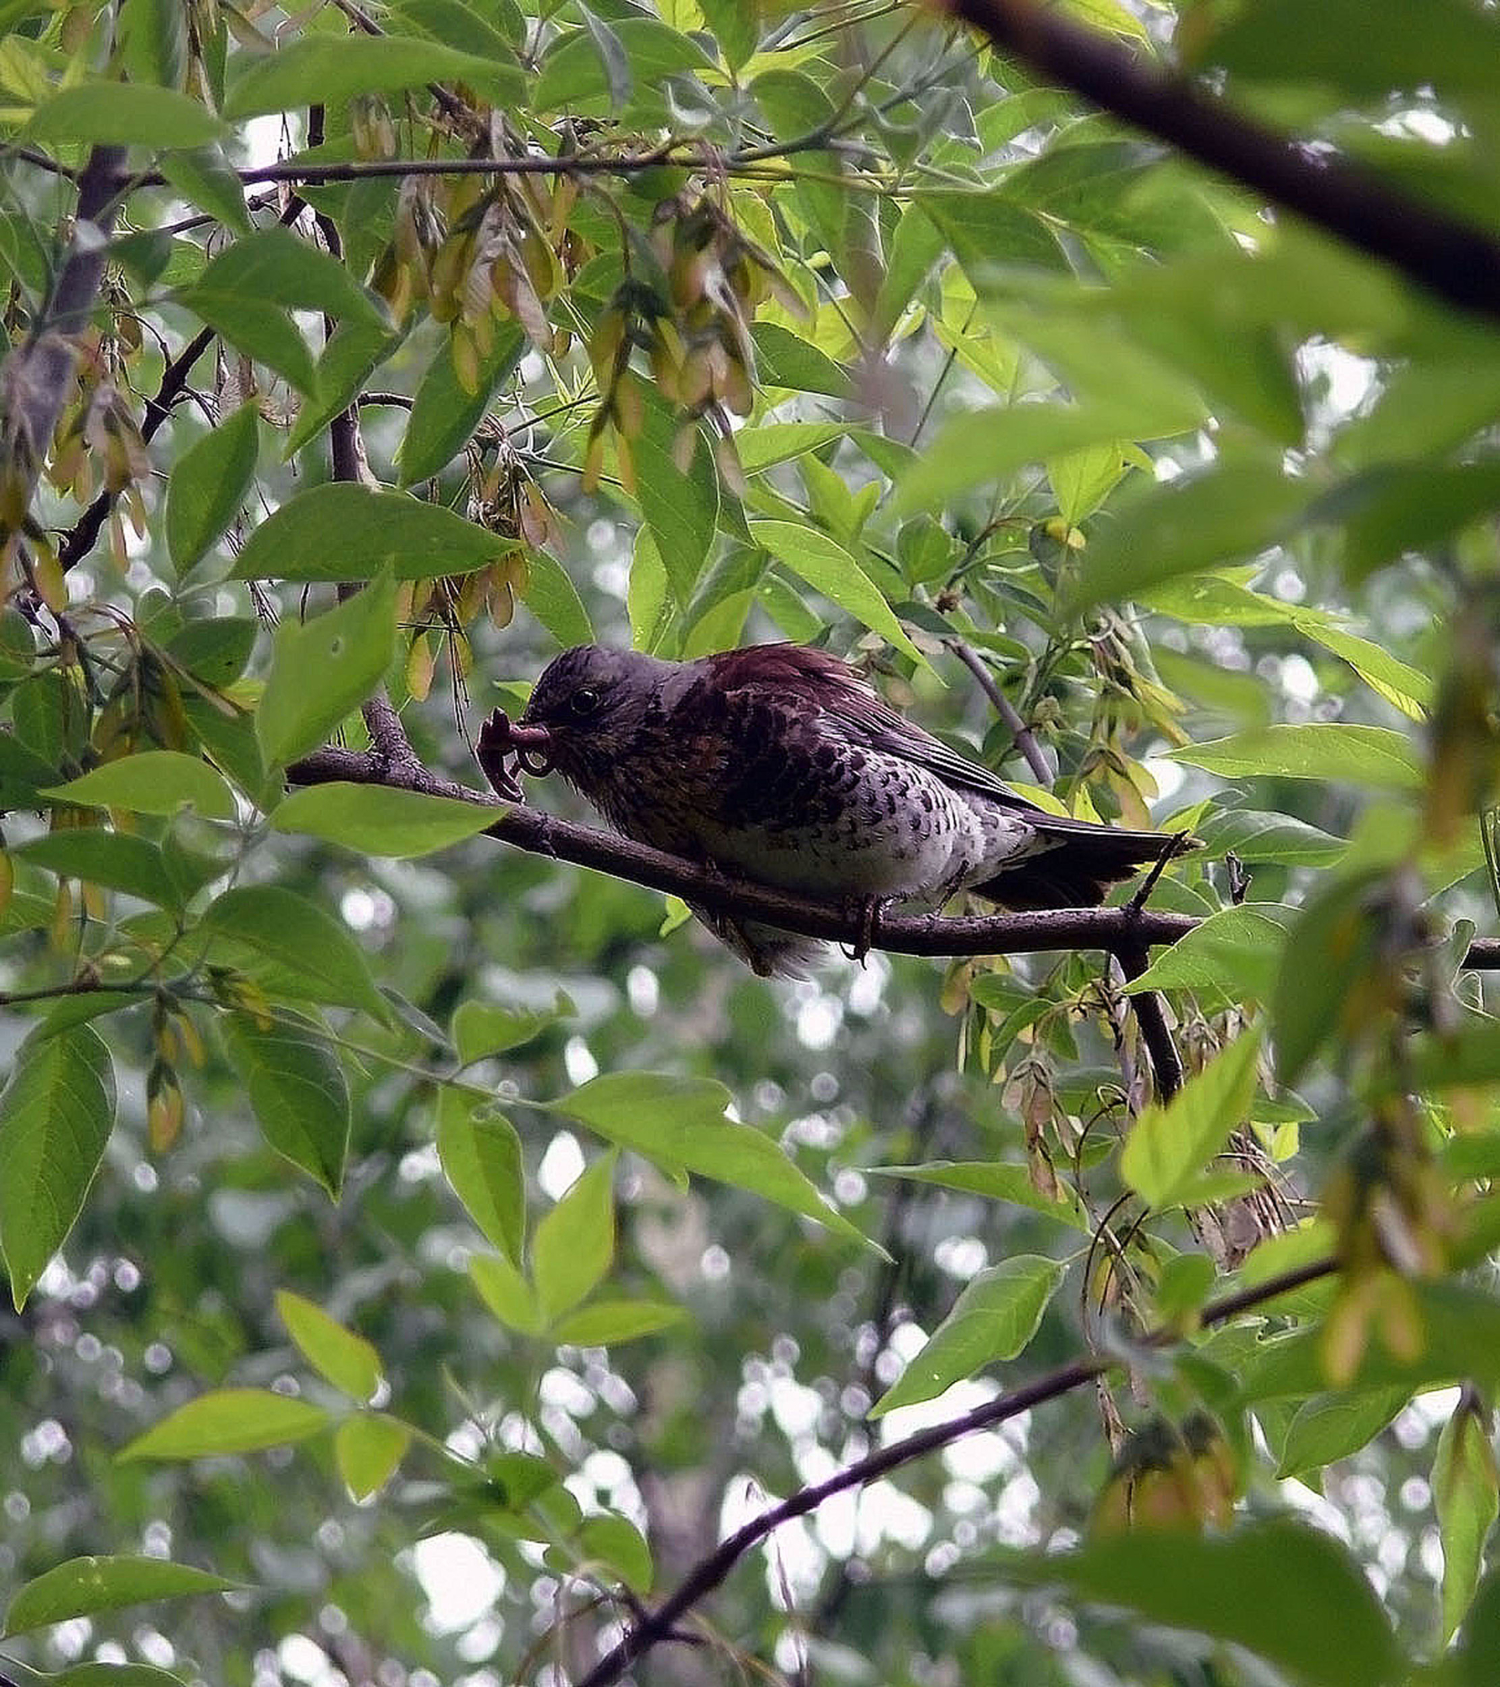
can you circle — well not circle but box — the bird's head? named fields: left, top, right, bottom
left=513, top=644, right=667, bottom=789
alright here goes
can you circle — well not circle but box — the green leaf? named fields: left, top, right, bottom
left=1271, top=870, right=1385, bottom=1087
left=1067, top=463, right=1309, bottom=613
left=271, top=782, right=499, bottom=857
left=16, top=829, right=179, bottom=907
left=1437, top=1396, right=1500, bottom=1643
left=575, top=1513, right=653, bottom=1592
left=1274, top=1387, right=1411, bottom=1481
left=0, top=730, right=60, bottom=807
left=1048, top=440, right=1128, bottom=525
left=1122, top=906, right=1291, bottom=1005
left=2, top=1556, right=236, bottom=1638
left=521, top=550, right=595, bottom=648
left=119, top=0, right=187, bottom=88
left=579, top=7, right=631, bottom=110
left=750, top=322, right=852, bottom=397
left=1291, top=613, right=1432, bottom=720
left=159, top=147, right=252, bottom=236
left=397, top=321, right=524, bottom=484
left=223, top=34, right=524, bottom=119
left=551, top=1299, right=686, bottom=1346
left=1408, top=1025, right=1500, bottom=1092
left=254, top=571, right=398, bottom=771
left=0, top=1025, right=115, bottom=1309
left=437, top=1093, right=525, bottom=1264
left=53, top=1666, right=193, bottom=1687
left=533, top=16, right=711, bottom=109
left=1310, top=460, right=1500, bottom=581
left=236, top=486, right=510, bottom=583
left=223, top=1017, right=351, bottom=1195
left=469, top=1250, right=542, bottom=1334
left=737, top=422, right=849, bottom=474
left=996, top=1518, right=1400, bottom=1687
left=1456, top=1568, right=1500, bottom=1687
left=1208, top=0, right=1500, bottom=99
left=871, top=1255, right=1065, bottom=1417
left=41, top=751, right=236, bottom=821
left=1240, top=1282, right=1500, bottom=1403
left=178, top=291, right=316, bottom=395
left=893, top=396, right=1200, bottom=514
left=165, top=402, right=260, bottom=571
left=24, top=82, right=226, bottom=147
left=275, top=1290, right=382, bottom=1401
left=628, top=527, right=671, bottom=651
left=637, top=396, right=719, bottom=607
left=166, top=617, right=260, bottom=688
left=1122, top=1027, right=1264, bottom=1208
left=119, top=1388, right=331, bottom=1461
left=201, top=885, right=388, bottom=1020
left=547, top=1073, right=876, bottom=1250
left=196, top=228, right=385, bottom=329
left=388, top=0, right=517, bottom=57
left=750, top=520, right=924, bottom=666
left=335, top=1414, right=411, bottom=1500
left=287, top=322, right=405, bottom=460
left=1193, top=809, right=1347, bottom=867
left=452, top=995, right=570, bottom=1062
left=533, top=1153, right=616, bottom=1322
left=871, top=1161, right=1092, bottom=1231
left=1166, top=725, right=1423, bottom=791
left=916, top=189, right=1070, bottom=278
left=699, top=0, right=758, bottom=68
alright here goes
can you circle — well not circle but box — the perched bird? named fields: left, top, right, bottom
left=481, top=642, right=1195, bottom=975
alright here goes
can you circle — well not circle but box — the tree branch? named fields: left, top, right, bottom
left=576, top=1254, right=1338, bottom=1687
left=1112, top=936, right=1184, bottom=1100
left=284, top=745, right=1500, bottom=971
left=3, top=146, right=127, bottom=528
left=942, top=0, right=1500, bottom=324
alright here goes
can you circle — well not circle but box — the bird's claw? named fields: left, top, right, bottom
left=477, top=709, right=555, bottom=800
left=841, top=895, right=885, bottom=965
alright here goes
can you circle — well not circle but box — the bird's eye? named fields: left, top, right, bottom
left=569, top=687, right=601, bottom=718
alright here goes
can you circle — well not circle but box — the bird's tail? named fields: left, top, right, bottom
left=972, top=819, right=1198, bottom=911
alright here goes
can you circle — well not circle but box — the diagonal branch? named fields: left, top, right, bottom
left=284, top=744, right=1500, bottom=971
left=3, top=145, right=128, bottom=537
left=576, top=1254, right=1338, bottom=1687
left=942, top=0, right=1500, bottom=324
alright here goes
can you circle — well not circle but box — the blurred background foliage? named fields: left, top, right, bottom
left=2, top=1, right=1500, bottom=1685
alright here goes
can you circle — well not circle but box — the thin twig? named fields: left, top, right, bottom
left=945, top=636, right=1055, bottom=786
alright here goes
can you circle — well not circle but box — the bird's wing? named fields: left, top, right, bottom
left=706, top=643, right=1040, bottom=809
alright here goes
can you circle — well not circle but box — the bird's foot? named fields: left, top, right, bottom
left=840, top=895, right=886, bottom=965
left=476, top=709, right=555, bottom=800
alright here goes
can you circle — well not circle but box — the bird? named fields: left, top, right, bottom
left=479, top=642, right=1196, bottom=976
